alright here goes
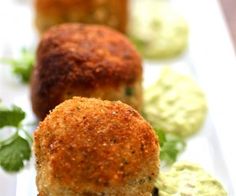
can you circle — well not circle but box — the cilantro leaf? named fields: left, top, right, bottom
left=160, top=140, right=183, bottom=165
left=1, top=48, right=35, bottom=83
left=142, top=108, right=185, bottom=164
left=155, top=128, right=166, bottom=146
left=0, top=104, right=32, bottom=172
left=155, top=128, right=186, bottom=165
left=0, top=135, right=31, bottom=172
left=0, top=105, right=25, bottom=128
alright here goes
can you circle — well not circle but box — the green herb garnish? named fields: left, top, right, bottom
left=155, top=128, right=186, bottom=165
left=0, top=104, right=32, bottom=172
left=0, top=105, right=25, bottom=128
left=142, top=108, right=186, bottom=165
left=1, top=48, right=35, bottom=83
left=0, top=134, right=31, bottom=172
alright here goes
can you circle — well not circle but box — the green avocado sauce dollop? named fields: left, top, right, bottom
left=156, top=162, right=227, bottom=196
left=144, top=67, right=207, bottom=137
left=128, top=1, right=188, bottom=59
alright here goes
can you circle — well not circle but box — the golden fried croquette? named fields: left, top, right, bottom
left=34, top=97, right=159, bottom=196
left=35, top=0, right=128, bottom=34
left=31, top=23, right=142, bottom=120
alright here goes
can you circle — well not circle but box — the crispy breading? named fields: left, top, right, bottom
left=34, top=97, right=159, bottom=196
left=31, top=24, right=142, bottom=120
left=35, top=0, right=128, bottom=33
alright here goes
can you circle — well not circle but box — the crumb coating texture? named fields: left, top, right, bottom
left=35, top=0, right=128, bottom=33
left=34, top=97, right=159, bottom=196
left=31, top=24, right=142, bottom=119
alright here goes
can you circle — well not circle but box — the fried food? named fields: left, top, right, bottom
left=35, top=0, right=128, bottom=33
left=31, top=23, right=142, bottom=120
left=34, top=97, right=159, bottom=196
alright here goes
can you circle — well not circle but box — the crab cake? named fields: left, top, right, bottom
left=34, top=97, right=159, bottom=196
left=35, top=0, right=128, bottom=34
left=31, top=23, right=142, bottom=120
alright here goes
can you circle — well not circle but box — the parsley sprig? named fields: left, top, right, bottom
left=0, top=105, right=32, bottom=172
left=0, top=48, right=35, bottom=83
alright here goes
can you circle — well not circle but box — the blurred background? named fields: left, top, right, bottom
left=0, top=0, right=235, bottom=56
left=220, top=0, right=236, bottom=50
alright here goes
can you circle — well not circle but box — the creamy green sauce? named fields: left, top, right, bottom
left=156, top=162, right=227, bottom=196
left=144, top=67, right=207, bottom=137
left=128, top=1, right=188, bottom=59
